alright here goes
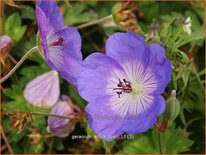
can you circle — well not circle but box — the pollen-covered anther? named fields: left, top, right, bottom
left=113, top=78, right=132, bottom=98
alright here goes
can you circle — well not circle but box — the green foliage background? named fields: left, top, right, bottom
left=1, top=1, right=205, bottom=154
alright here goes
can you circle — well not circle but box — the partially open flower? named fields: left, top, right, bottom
left=0, top=35, right=14, bottom=64
left=0, top=35, right=14, bottom=53
left=47, top=95, right=81, bottom=138
left=36, top=0, right=82, bottom=88
left=147, top=19, right=160, bottom=39
left=24, top=71, right=60, bottom=108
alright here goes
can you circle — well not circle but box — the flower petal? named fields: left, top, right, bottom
left=36, top=0, right=64, bottom=33
left=36, top=1, right=83, bottom=88
left=86, top=95, right=165, bottom=141
left=121, top=95, right=165, bottom=134
left=47, top=101, right=74, bottom=138
left=51, top=26, right=82, bottom=59
left=24, top=71, right=60, bottom=108
left=106, top=32, right=149, bottom=79
left=86, top=97, right=125, bottom=141
left=77, top=52, right=125, bottom=103
left=44, top=27, right=82, bottom=88
left=45, top=49, right=82, bottom=88
left=47, top=26, right=82, bottom=60
left=146, top=43, right=172, bottom=94
left=59, top=55, right=83, bottom=88
left=106, top=32, right=147, bottom=62
left=36, top=5, right=48, bottom=58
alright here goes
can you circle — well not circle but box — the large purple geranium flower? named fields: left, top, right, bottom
left=36, top=0, right=82, bottom=87
left=78, top=32, right=172, bottom=141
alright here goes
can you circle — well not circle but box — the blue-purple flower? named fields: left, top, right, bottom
left=36, top=0, right=82, bottom=87
left=24, top=71, right=60, bottom=108
left=0, top=35, right=14, bottom=65
left=47, top=95, right=81, bottom=138
left=0, top=35, right=14, bottom=53
left=78, top=32, right=172, bottom=141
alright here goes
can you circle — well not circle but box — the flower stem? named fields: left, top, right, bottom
left=0, top=46, right=38, bottom=83
left=30, top=112, right=76, bottom=119
left=76, top=15, right=113, bottom=29
left=157, top=131, right=163, bottom=154
left=0, top=125, right=14, bottom=154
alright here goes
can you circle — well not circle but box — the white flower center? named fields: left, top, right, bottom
left=131, top=84, right=143, bottom=96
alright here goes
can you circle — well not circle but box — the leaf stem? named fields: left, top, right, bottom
left=157, top=131, right=163, bottom=154
left=76, top=15, right=113, bottom=29
left=0, top=125, right=14, bottom=154
left=0, top=46, right=38, bottom=84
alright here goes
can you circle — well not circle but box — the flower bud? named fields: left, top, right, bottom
left=165, top=90, right=180, bottom=122
left=147, top=19, right=160, bottom=39
left=0, top=35, right=14, bottom=62
left=112, top=2, right=142, bottom=33
left=47, top=95, right=82, bottom=138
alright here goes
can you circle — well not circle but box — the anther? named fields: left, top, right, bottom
left=51, top=37, right=67, bottom=50
left=113, top=78, right=132, bottom=98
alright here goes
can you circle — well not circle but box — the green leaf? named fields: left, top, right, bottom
left=6, top=13, right=21, bottom=30
left=175, top=64, right=192, bottom=87
left=23, top=139, right=44, bottom=154
left=64, top=3, right=97, bottom=25
left=54, top=138, right=65, bottom=151
left=3, top=84, right=24, bottom=101
left=118, top=131, right=159, bottom=154
left=5, top=13, right=26, bottom=43
left=118, top=125, right=193, bottom=154
left=32, top=115, right=47, bottom=130
left=161, top=126, right=193, bottom=153
left=13, top=34, right=45, bottom=64
left=21, top=5, right=35, bottom=20
left=138, top=2, right=159, bottom=22
left=20, top=65, right=50, bottom=84
left=176, top=30, right=204, bottom=48
left=8, top=130, right=27, bottom=143
left=68, top=84, right=86, bottom=109
left=86, top=123, right=95, bottom=137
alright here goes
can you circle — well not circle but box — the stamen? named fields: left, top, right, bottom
left=113, top=78, right=132, bottom=98
left=51, top=37, right=67, bottom=50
